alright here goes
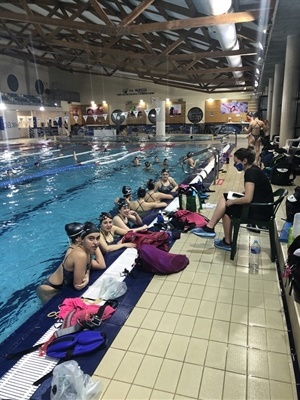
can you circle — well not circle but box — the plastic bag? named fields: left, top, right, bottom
left=51, top=360, right=101, bottom=400
left=97, top=276, right=127, bottom=300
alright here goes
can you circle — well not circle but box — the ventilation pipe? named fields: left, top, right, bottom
left=193, top=0, right=243, bottom=80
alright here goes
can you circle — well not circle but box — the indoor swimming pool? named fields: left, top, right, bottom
left=0, top=138, right=224, bottom=344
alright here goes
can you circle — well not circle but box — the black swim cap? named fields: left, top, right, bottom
left=117, top=197, right=130, bottom=210
left=81, top=222, right=99, bottom=239
left=65, top=222, right=84, bottom=238
left=137, top=187, right=146, bottom=198
left=122, top=186, right=132, bottom=196
left=99, top=212, right=112, bottom=222
left=147, top=179, right=155, bottom=190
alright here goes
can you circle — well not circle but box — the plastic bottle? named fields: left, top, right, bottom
left=249, top=240, right=261, bottom=274
left=157, top=211, right=164, bottom=224
left=292, top=213, right=300, bottom=238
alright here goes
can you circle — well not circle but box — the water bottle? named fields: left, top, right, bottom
left=157, top=211, right=164, bottom=224
left=249, top=240, right=261, bottom=274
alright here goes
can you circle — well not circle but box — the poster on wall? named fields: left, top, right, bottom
left=220, top=101, right=248, bottom=114
left=169, top=104, right=182, bottom=115
left=126, top=101, right=144, bottom=117
left=86, top=106, right=104, bottom=115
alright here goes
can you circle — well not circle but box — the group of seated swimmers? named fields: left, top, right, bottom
left=37, top=168, right=180, bottom=304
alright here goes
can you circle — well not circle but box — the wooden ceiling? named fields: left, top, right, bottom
left=0, top=0, right=276, bottom=93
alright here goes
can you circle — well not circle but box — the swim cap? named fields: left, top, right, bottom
left=145, top=162, right=150, bottom=167
left=81, top=222, right=99, bottom=239
left=137, top=187, right=146, bottom=198
left=187, top=152, right=194, bottom=158
left=161, top=168, right=169, bottom=174
left=65, top=222, right=84, bottom=238
left=147, top=179, right=155, bottom=190
left=122, top=186, right=132, bottom=196
left=99, top=212, right=112, bottom=222
left=117, top=197, right=130, bottom=210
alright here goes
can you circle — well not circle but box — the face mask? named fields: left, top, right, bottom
left=234, top=162, right=244, bottom=172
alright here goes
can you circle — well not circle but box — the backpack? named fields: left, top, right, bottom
left=169, top=210, right=209, bottom=232
left=270, top=162, right=295, bottom=185
left=283, top=235, right=300, bottom=303
left=135, top=244, right=189, bottom=274
left=121, top=230, right=170, bottom=251
left=285, top=187, right=300, bottom=222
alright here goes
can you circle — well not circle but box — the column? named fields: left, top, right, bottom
left=156, top=100, right=165, bottom=137
left=266, top=78, right=273, bottom=123
left=279, top=35, right=300, bottom=147
left=270, top=64, right=284, bottom=139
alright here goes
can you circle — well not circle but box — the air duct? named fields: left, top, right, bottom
left=193, top=0, right=243, bottom=80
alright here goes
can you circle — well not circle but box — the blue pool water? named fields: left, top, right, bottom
left=0, top=139, right=222, bottom=344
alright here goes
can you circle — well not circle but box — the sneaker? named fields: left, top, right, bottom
left=191, top=227, right=216, bottom=238
left=214, top=238, right=231, bottom=251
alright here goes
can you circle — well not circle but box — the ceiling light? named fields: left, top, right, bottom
left=0, top=103, right=6, bottom=110
left=39, top=106, right=45, bottom=111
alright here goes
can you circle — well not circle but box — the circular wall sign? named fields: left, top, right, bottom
left=187, top=107, right=203, bottom=124
left=111, top=109, right=125, bottom=125
left=35, top=79, right=44, bottom=95
left=7, top=74, right=19, bottom=92
left=148, top=108, right=156, bottom=124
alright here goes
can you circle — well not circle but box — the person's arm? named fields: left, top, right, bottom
left=99, top=231, right=136, bottom=253
left=226, top=181, right=255, bottom=207
left=156, top=192, right=173, bottom=201
left=154, top=180, right=161, bottom=192
left=146, top=201, right=167, bottom=209
left=73, top=252, right=90, bottom=290
left=169, top=177, right=178, bottom=192
left=91, top=247, right=106, bottom=270
left=128, top=210, right=143, bottom=225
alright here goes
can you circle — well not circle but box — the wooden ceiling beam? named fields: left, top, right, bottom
left=0, top=10, right=262, bottom=36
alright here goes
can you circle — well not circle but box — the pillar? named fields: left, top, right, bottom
left=270, top=64, right=284, bottom=139
left=279, top=35, right=300, bottom=147
left=155, top=100, right=165, bottom=137
left=266, top=78, right=273, bottom=123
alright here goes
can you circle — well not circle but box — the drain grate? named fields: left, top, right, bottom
left=0, top=327, right=58, bottom=400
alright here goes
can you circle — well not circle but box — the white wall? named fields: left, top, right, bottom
left=48, top=67, right=252, bottom=123
left=0, top=55, right=50, bottom=95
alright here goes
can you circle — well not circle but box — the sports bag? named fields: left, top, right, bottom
left=285, top=186, right=300, bottom=222
left=169, top=210, right=209, bottom=232
left=135, top=244, right=189, bottom=274
left=283, top=235, right=300, bottom=303
left=121, top=230, right=170, bottom=251
left=178, top=184, right=208, bottom=213
left=270, top=162, right=295, bottom=185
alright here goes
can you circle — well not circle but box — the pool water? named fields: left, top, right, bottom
left=0, top=139, right=222, bottom=344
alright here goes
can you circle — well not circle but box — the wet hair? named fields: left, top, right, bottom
left=234, top=148, right=255, bottom=165
left=137, top=187, right=146, bottom=198
left=252, top=111, right=259, bottom=118
left=65, top=222, right=84, bottom=238
left=145, top=162, right=151, bottom=167
left=147, top=179, right=155, bottom=190
left=122, top=186, right=132, bottom=196
left=161, top=168, right=169, bottom=174
left=246, top=111, right=253, bottom=118
left=99, top=212, right=112, bottom=223
left=81, top=222, right=99, bottom=239
left=187, top=152, right=194, bottom=158
left=117, top=197, right=130, bottom=210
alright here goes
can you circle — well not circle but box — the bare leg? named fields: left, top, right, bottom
left=254, top=139, right=261, bottom=165
left=206, top=195, right=226, bottom=229
left=222, top=214, right=232, bottom=244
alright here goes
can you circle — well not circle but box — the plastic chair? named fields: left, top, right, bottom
left=230, top=188, right=288, bottom=261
